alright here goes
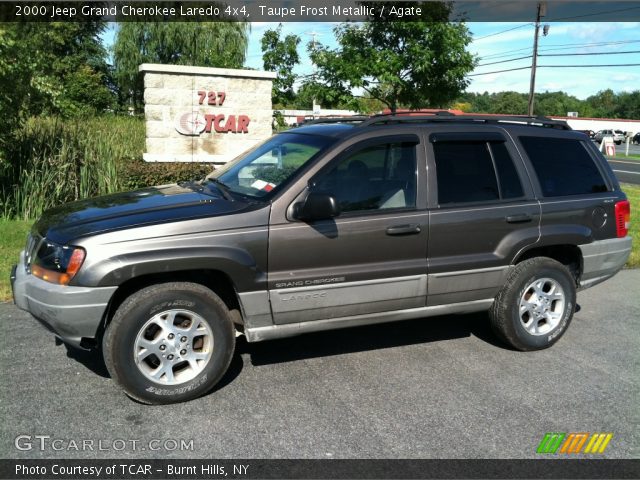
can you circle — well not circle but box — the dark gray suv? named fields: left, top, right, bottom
left=11, top=114, right=632, bottom=404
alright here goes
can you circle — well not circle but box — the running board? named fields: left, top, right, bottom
left=244, top=299, right=493, bottom=343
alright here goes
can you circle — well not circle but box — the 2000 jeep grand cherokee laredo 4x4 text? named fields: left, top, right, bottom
left=11, top=113, right=632, bottom=404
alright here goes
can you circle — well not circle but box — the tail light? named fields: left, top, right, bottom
left=614, top=200, right=630, bottom=238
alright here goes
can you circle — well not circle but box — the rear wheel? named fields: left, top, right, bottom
left=103, top=282, right=235, bottom=404
left=490, top=258, right=576, bottom=351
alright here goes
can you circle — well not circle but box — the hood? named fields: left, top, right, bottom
left=35, top=183, right=252, bottom=244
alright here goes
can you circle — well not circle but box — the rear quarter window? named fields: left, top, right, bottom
left=519, top=136, right=609, bottom=197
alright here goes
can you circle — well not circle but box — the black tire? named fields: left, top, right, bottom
left=489, top=257, right=576, bottom=351
left=103, top=282, right=235, bottom=404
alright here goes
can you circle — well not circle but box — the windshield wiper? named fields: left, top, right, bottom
left=204, top=178, right=234, bottom=201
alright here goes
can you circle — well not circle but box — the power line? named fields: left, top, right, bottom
left=479, top=49, right=640, bottom=66
left=540, top=50, right=640, bottom=57
left=470, top=63, right=640, bottom=77
left=478, top=39, right=640, bottom=61
left=539, top=39, right=640, bottom=49
left=469, top=66, right=531, bottom=77
left=473, top=23, right=533, bottom=41
left=546, top=5, right=640, bottom=22
left=477, top=55, right=533, bottom=67
left=540, top=63, right=640, bottom=68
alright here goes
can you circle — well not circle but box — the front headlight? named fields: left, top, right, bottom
left=31, top=240, right=86, bottom=286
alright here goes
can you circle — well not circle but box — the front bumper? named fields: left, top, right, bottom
left=11, top=251, right=117, bottom=347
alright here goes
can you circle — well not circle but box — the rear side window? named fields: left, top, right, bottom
left=433, top=141, right=523, bottom=204
left=434, top=143, right=498, bottom=204
left=519, top=137, right=608, bottom=197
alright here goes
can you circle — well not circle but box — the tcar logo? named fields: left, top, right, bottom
left=175, top=112, right=206, bottom=136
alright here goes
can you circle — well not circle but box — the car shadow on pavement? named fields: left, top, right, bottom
left=62, top=342, right=110, bottom=378
left=240, top=311, right=512, bottom=366
left=57, top=311, right=519, bottom=385
left=61, top=337, right=246, bottom=392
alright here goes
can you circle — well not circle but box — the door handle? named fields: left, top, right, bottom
left=505, top=214, right=533, bottom=224
left=386, top=224, right=421, bottom=235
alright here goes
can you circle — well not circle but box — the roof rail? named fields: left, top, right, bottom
left=300, top=116, right=370, bottom=126
left=359, top=113, right=571, bottom=130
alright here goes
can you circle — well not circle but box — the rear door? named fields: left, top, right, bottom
left=425, top=128, right=541, bottom=306
left=267, top=133, right=429, bottom=324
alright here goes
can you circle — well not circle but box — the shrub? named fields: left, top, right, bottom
left=119, top=161, right=214, bottom=191
left=0, top=115, right=218, bottom=220
left=0, top=115, right=144, bottom=219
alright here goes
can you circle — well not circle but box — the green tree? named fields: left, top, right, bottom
left=309, top=4, right=476, bottom=113
left=614, top=90, right=640, bottom=120
left=0, top=22, right=112, bottom=157
left=535, top=91, right=584, bottom=117
left=585, top=89, right=618, bottom=118
left=113, top=22, right=250, bottom=112
left=0, top=25, right=31, bottom=147
left=261, top=25, right=300, bottom=107
left=293, top=80, right=357, bottom=110
left=0, top=22, right=112, bottom=117
left=491, top=91, right=528, bottom=115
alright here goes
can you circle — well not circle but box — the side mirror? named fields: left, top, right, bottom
left=293, top=192, right=340, bottom=221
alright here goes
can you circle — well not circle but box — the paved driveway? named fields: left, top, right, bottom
left=1, top=271, right=638, bottom=459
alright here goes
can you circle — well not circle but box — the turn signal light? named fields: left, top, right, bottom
left=614, top=200, right=630, bottom=238
left=32, top=247, right=85, bottom=285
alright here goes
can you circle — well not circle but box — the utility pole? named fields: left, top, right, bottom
left=305, top=30, right=322, bottom=117
left=527, top=2, right=546, bottom=116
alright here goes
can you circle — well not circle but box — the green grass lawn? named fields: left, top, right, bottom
left=621, top=183, right=640, bottom=268
left=607, top=154, right=640, bottom=161
left=0, top=219, right=32, bottom=301
left=1, top=185, right=639, bottom=302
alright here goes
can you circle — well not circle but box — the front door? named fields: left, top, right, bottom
left=268, top=135, right=429, bottom=324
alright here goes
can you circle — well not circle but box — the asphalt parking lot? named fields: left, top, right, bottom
left=0, top=270, right=638, bottom=460
left=608, top=152, right=640, bottom=185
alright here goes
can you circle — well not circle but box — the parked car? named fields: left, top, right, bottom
left=633, top=132, right=640, bottom=145
left=594, top=129, right=625, bottom=145
left=11, top=113, right=632, bottom=404
left=577, top=129, right=595, bottom=139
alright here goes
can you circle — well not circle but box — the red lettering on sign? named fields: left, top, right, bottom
left=213, top=114, right=226, bottom=133
left=224, top=115, right=236, bottom=133
left=204, top=114, right=215, bottom=133
left=238, top=115, right=250, bottom=133
left=201, top=114, right=250, bottom=134
left=197, top=91, right=226, bottom=106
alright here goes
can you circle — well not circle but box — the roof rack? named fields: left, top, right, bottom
left=359, top=113, right=571, bottom=130
left=300, top=116, right=370, bottom=125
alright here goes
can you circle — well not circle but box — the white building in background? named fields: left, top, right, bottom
left=278, top=108, right=640, bottom=135
left=548, top=116, right=640, bottom=135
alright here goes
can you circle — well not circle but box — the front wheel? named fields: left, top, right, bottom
left=489, top=258, right=576, bottom=351
left=103, top=282, right=235, bottom=404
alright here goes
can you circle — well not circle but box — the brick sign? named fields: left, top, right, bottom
left=140, top=64, right=276, bottom=163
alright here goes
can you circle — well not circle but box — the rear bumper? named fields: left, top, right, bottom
left=11, top=251, right=117, bottom=347
left=578, top=237, right=632, bottom=289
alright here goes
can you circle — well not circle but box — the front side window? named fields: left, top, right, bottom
left=212, top=133, right=333, bottom=199
left=311, top=141, right=418, bottom=214
left=519, top=136, right=608, bottom=197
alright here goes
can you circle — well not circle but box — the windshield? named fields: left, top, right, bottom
left=210, top=133, right=333, bottom=199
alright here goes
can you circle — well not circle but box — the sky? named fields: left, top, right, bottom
left=104, top=20, right=640, bottom=100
